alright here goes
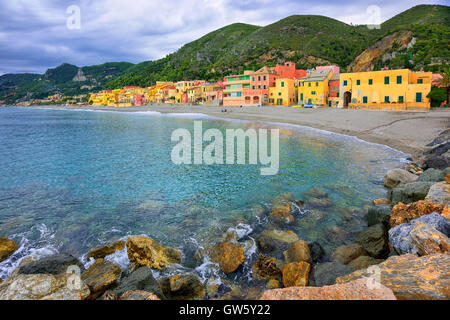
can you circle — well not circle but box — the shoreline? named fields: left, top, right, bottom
left=5, top=104, right=450, bottom=160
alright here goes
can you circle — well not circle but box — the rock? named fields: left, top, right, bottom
left=99, top=290, right=118, bottom=300
left=87, top=240, right=125, bottom=260
left=266, top=279, right=280, bottom=289
left=446, top=173, right=450, bottom=184
left=273, top=192, right=294, bottom=202
left=113, top=266, right=165, bottom=299
left=417, top=168, right=445, bottom=182
left=257, top=229, right=299, bottom=252
left=0, top=273, right=90, bottom=300
left=324, top=225, right=348, bottom=245
left=120, top=290, right=160, bottom=300
left=312, top=262, right=354, bottom=287
left=355, top=224, right=389, bottom=259
left=367, top=205, right=392, bottom=228
left=283, top=240, right=312, bottom=264
left=423, top=154, right=449, bottom=170
left=410, top=221, right=450, bottom=255
left=303, top=187, right=328, bottom=199
left=18, top=253, right=84, bottom=275
left=0, top=237, right=19, bottom=262
left=252, top=254, right=282, bottom=280
left=336, top=253, right=450, bottom=300
left=308, top=242, right=325, bottom=263
left=230, top=285, right=243, bottom=298
left=347, top=256, right=384, bottom=270
left=425, top=182, right=450, bottom=205
left=331, top=244, right=367, bottom=265
left=281, top=262, right=310, bottom=287
left=373, top=198, right=391, bottom=206
left=390, top=200, right=443, bottom=228
left=81, top=259, right=121, bottom=299
left=126, top=235, right=182, bottom=270
left=261, top=278, right=396, bottom=300
left=308, top=197, right=333, bottom=208
left=384, top=169, right=418, bottom=188
left=160, top=273, right=204, bottom=300
left=206, top=277, right=220, bottom=298
left=389, top=182, right=435, bottom=205
left=208, top=241, right=244, bottom=274
left=269, top=200, right=294, bottom=224
left=389, top=212, right=450, bottom=255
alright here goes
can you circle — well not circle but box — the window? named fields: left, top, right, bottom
left=252, top=77, right=255, bottom=81
left=337, top=92, right=339, bottom=98
left=416, top=92, right=422, bottom=102
left=258, top=85, right=261, bottom=89
left=311, top=91, right=316, bottom=95
left=343, top=80, right=348, bottom=86
left=258, top=76, right=261, bottom=81
left=278, top=92, right=281, bottom=96
left=384, top=76, right=389, bottom=84
left=369, top=79, right=373, bottom=85
left=263, top=85, right=266, bottom=89
left=384, top=96, right=390, bottom=103
left=316, top=82, right=318, bottom=86
left=308, top=83, right=311, bottom=87
left=363, top=96, right=368, bottom=103
left=417, top=79, right=423, bottom=84
left=281, top=82, right=285, bottom=87
left=263, top=76, right=266, bottom=81
left=356, top=80, right=360, bottom=85
left=397, top=76, right=402, bottom=84
left=300, top=93, right=303, bottom=100
left=252, top=86, right=255, bottom=90
left=398, top=96, right=404, bottom=103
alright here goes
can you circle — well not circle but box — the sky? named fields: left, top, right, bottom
left=0, top=0, right=446, bottom=75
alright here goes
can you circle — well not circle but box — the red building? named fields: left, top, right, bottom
left=133, top=95, right=145, bottom=106
left=273, top=62, right=307, bottom=79
left=181, top=93, right=188, bottom=103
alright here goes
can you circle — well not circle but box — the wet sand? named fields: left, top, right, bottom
left=14, top=105, right=450, bottom=160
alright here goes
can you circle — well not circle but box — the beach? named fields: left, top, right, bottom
left=22, top=105, right=450, bottom=160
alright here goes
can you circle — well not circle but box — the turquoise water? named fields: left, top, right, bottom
left=0, top=107, right=407, bottom=282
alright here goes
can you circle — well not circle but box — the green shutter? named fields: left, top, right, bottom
left=418, top=79, right=423, bottom=84
left=384, top=96, right=390, bottom=103
left=384, top=77, right=389, bottom=84
left=399, top=96, right=404, bottom=103
left=416, top=92, right=422, bottom=102
left=343, top=80, right=347, bottom=86
left=356, top=80, right=360, bottom=85
left=363, top=96, right=368, bottom=103
left=369, top=79, right=373, bottom=85
left=397, top=76, right=402, bottom=84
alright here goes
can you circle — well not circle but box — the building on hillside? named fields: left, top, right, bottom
left=328, top=73, right=341, bottom=107
left=223, top=71, right=252, bottom=106
left=432, top=74, right=443, bottom=87
left=298, top=68, right=333, bottom=106
left=201, top=83, right=223, bottom=105
left=268, top=78, right=297, bottom=106
left=187, top=86, right=202, bottom=103
left=339, top=69, right=432, bottom=110
left=134, top=95, right=145, bottom=106
left=316, top=65, right=340, bottom=76
left=273, top=62, right=307, bottom=79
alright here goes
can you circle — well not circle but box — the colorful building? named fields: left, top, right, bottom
left=328, top=73, right=341, bottom=107
left=273, top=62, right=307, bottom=79
left=187, top=86, right=202, bottom=103
left=298, top=68, right=333, bottom=106
left=223, top=71, right=252, bottom=106
left=268, top=78, right=297, bottom=106
left=339, top=69, right=432, bottom=110
left=201, top=83, right=223, bottom=105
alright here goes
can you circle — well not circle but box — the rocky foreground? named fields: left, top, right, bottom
left=0, top=129, right=449, bottom=300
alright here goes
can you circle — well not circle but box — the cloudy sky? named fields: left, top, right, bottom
left=0, top=0, right=446, bottom=75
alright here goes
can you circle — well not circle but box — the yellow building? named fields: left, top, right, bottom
left=187, top=86, right=202, bottom=103
left=298, top=69, right=333, bottom=106
left=340, top=69, right=432, bottom=110
left=268, top=78, right=297, bottom=106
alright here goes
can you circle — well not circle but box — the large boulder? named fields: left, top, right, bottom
left=347, top=256, right=384, bottom=270
left=283, top=240, right=312, bottom=264
left=331, top=244, right=367, bottom=265
left=336, top=253, right=450, bottom=300
left=126, top=235, right=182, bottom=270
left=307, top=242, right=325, bottom=263
left=384, top=169, right=418, bottom=188
left=269, top=200, right=294, bottom=224
left=312, top=262, right=354, bottom=287
left=18, top=253, right=84, bottom=275
left=355, top=224, right=389, bottom=259
left=425, top=182, right=450, bottom=205
left=410, top=221, right=450, bottom=255
left=0, top=237, right=19, bottom=262
left=261, top=278, right=396, bottom=300
left=120, top=290, right=160, bottom=300
left=389, top=200, right=443, bottom=228
left=251, top=254, right=282, bottom=280
left=87, top=240, right=125, bottom=260
left=281, top=262, right=310, bottom=287
left=257, top=229, right=299, bottom=252
left=0, top=273, right=90, bottom=300
left=160, top=273, right=204, bottom=300
left=208, top=241, right=244, bottom=274
left=113, top=266, right=165, bottom=299
left=367, top=205, right=392, bottom=228
left=389, top=182, right=435, bottom=205
left=81, top=259, right=121, bottom=299
left=417, top=168, right=445, bottom=182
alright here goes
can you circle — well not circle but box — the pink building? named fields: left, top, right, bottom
left=273, top=62, right=307, bottom=79
left=316, top=65, right=340, bottom=76
left=133, top=95, right=145, bottom=106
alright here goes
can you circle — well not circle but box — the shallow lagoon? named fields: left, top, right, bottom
left=0, top=107, right=407, bottom=287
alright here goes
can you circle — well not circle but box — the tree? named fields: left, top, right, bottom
left=435, top=66, right=450, bottom=106
left=427, top=86, right=447, bottom=107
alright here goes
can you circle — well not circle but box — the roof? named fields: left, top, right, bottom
left=302, top=69, right=332, bottom=82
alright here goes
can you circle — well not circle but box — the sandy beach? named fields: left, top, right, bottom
left=13, top=105, right=450, bottom=160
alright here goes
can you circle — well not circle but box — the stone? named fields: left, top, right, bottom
left=410, top=221, right=450, bottom=255
left=312, top=262, right=354, bottom=287
left=87, top=240, right=125, bottom=260
left=347, top=256, right=384, bottom=270
left=99, top=290, right=118, bottom=300
left=257, top=229, right=299, bottom=252
left=269, top=200, right=294, bottom=224
left=303, top=187, right=328, bottom=199
left=425, top=182, right=450, bottom=205
left=308, top=197, right=333, bottom=208
left=120, top=290, right=160, bottom=300
left=206, top=277, right=220, bottom=298
left=355, top=224, right=389, bottom=259
left=417, top=168, right=445, bottom=182
left=208, top=241, right=244, bottom=274
left=126, top=235, right=182, bottom=270
left=308, top=242, right=325, bottom=263
left=0, top=237, right=19, bottom=262
left=324, top=225, right=348, bottom=245
left=18, top=253, right=84, bottom=275
left=389, top=182, right=435, bottom=205
left=266, top=279, right=280, bottom=289
left=261, top=278, right=396, bottom=300
left=390, top=200, right=443, bottom=228
left=81, top=259, right=121, bottom=299
left=113, top=266, right=165, bottom=299
left=283, top=240, right=312, bottom=264
left=336, top=254, right=450, bottom=300
left=252, top=254, right=282, bottom=280
left=373, top=198, right=391, bottom=206
left=423, top=154, right=449, bottom=170
left=332, top=244, right=367, bottom=265
left=281, top=262, right=310, bottom=287
left=446, top=173, right=450, bottom=184
left=160, top=273, right=204, bottom=300
left=384, top=169, right=418, bottom=188
left=367, top=205, right=392, bottom=228
left=0, top=273, right=90, bottom=300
